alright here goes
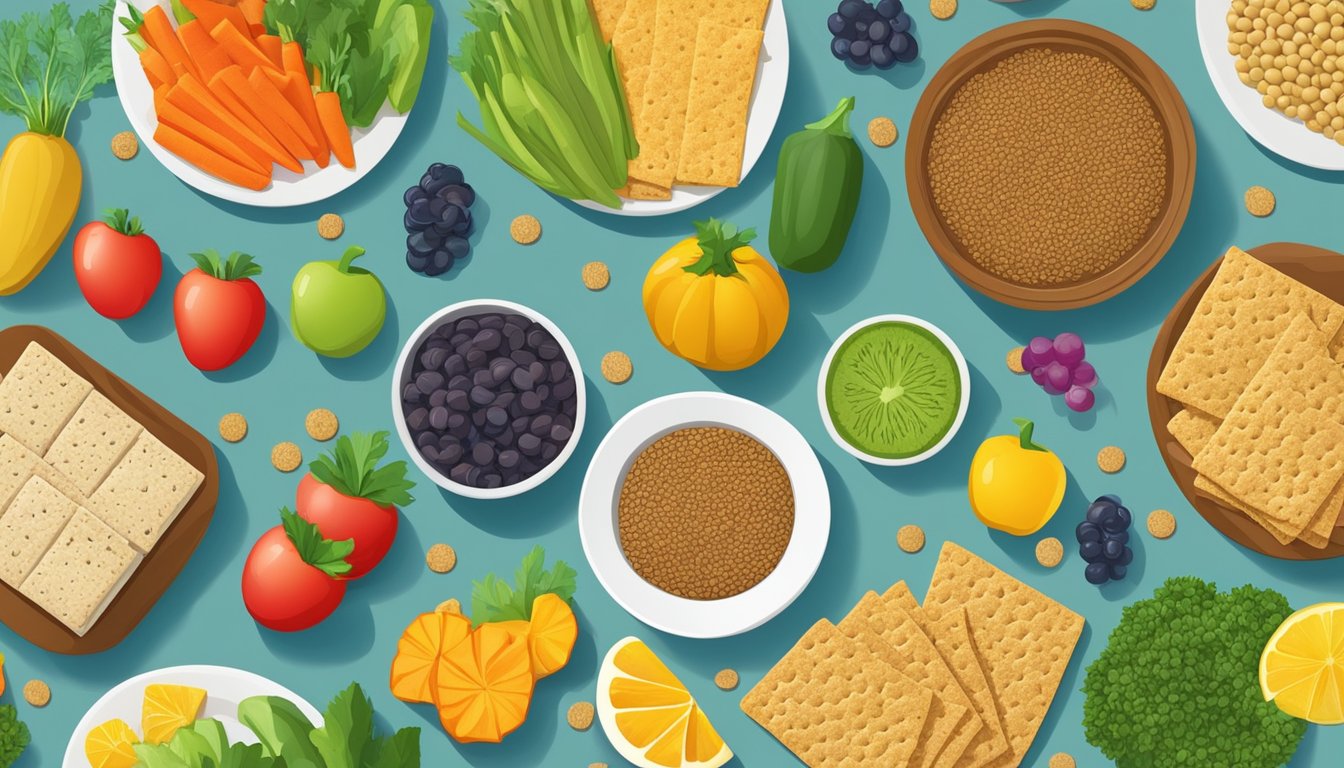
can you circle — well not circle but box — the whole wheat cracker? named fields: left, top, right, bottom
left=0, top=435, right=89, bottom=511
left=1166, top=408, right=1219, bottom=458
left=20, top=508, right=140, bottom=635
left=588, top=0, right=627, bottom=42
left=0, top=475, right=79, bottom=589
left=676, top=22, right=763, bottom=187
left=89, top=431, right=204, bottom=552
left=43, top=391, right=142, bottom=497
left=610, top=0, right=658, bottom=138
left=0, top=342, right=93, bottom=454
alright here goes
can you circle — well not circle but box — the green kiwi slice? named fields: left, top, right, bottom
left=825, top=321, right=961, bottom=459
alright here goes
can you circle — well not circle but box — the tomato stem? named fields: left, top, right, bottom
left=102, top=208, right=144, bottom=237
left=683, top=218, right=756, bottom=278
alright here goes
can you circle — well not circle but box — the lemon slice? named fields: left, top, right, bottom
left=142, top=684, right=207, bottom=744
left=1260, top=602, right=1344, bottom=724
left=85, top=718, right=139, bottom=768
left=596, top=637, right=732, bottom=768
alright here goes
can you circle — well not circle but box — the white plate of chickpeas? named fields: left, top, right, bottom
left=1198, top=0, right=1344, bottom=170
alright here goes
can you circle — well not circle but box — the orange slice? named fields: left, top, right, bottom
left=1261, top=602, right=1344, bottom=724
left=435, top=622, right=535, bottom=743
left=85, top=718, right=139, bottom=768
left=389, top=610, right=472, bottom=704
left=141, top=684, right=206, bottom=744
left=528, top=593, right=577, bottom=679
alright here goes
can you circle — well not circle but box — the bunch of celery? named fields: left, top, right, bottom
left=452, top=0, right=637, bottom=208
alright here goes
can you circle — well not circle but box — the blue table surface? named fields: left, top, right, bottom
left=2, top=0, right=1340, bottom=765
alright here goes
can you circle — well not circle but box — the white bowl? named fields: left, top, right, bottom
left=392, top=299, right=586, bottom=500
left=817, top=314, right=971, bottom=467
left=579, top=392, right=829, bottom=638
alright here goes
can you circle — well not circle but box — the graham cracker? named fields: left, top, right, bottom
left=618, top=178, right=671, bottom=200
left=1157, top=247, right=1344, bottom=417
left=20, top=508, right=140, bottom=635
left=741, top=619, right=932, bottom=768
left=611, top=0, right=658, bottom=137
left=89, top=431, right=203, bottom=552
left=675, top=22, right=763, bottom=187
left=921, top=542, right=1084, bottom=767
left=1196, top=471, right=1337, bottom=548
left=43, top=391, right=143, bottom=497
left=588, top=0, right=627, bottom=43
left=1166, top=408, right=1219, bottom=458
left=0, top=475, right=79, bottom=588
left=0, top=342, right=93, bottom=454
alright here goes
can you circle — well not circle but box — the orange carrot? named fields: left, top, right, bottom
left=177, top=20, right=231, bottom=81
left=211, top=66, right=311, bottom=163
left=315, top=90, right=354, bottom=169
left=209, top=19, right=277, bottom=73
left=139, top=47, right=176, bottom=89
left=154, top=123, right=271, bottom=190
left=167, top=77, right=284, bottom=172
left=247, top=67, right=319, bottom=157
left=154, top=87, right=269, bottom=175
left=180, top=0, right=249, bottom=37
left=143, top=6, right=198, bottom=81
left=265, top=68, right=329, bottom=168
left=256, top=34, right=284, bottom=69
left=239, top=0, right=266, bottom=27
left=177, top=72, right=302, bottom=173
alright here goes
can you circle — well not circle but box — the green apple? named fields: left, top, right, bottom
left=291, top=246, right=387, bottom=358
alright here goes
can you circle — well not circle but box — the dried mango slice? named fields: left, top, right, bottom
left=141, top=684, right=206, bottom=744
left=86, top=719, right=139, bottom=768
left=527, top=593, right=577, bottom=679
left=389, top=610, right=472, bottom=704
left=435, top=622, right=535, bottom=743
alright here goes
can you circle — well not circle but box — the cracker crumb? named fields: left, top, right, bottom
left=896, top=524, right=925, bottom=553
left=601, top=351, right=632, bottom=384
left=436, top=598, right=462, bottom=615
left=1049, top=753, right=1077, bottom=768
left=218, top=413, right=248, bottom=443
left=305, top=408, right=339, bottom=441
left=1131, top=0, right=1155, bottom=9
left=1035, top=537, right=1064, bottom=568
left=1097, top=446, right=1126, bottom=473
left=110, top=131, right=138, bottom=160
left=23, top=679, right=50, bottom=707
left=567, top=701, right=595, bottom=731
left=317, top=213, right=345, bottom=240
left=426, top=543, right=457, bottom=573
left=589, top=764, right=609, bottom=768
left=1245, top=185, right=1275, bottom=217
left=1006, top=346, right=1026, bottom=375
left=271, top=442, right=302, bottom=473
left=867, top=117, right=898, bottom=148
left=714, top=669, right=739, bottom=690
left=1147, top=509, right=1177, bottom=539
left=930, top=0, right=957, bottom=20
left=582, top=261, right=611, bottom=291
left=510, top=215, right=542, bottom=245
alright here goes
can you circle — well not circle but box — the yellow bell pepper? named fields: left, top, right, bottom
left=969, top=418, right=1066, bottom=535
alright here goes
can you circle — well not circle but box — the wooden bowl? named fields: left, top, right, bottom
left=906, top=20, right=1196, bottom=310
left=0, top=326, right=219, bottom=652
left=1147, top=243, right=1344, bottom=560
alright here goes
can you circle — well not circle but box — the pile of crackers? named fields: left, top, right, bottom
left=741, top=543, right=1083, bottom=767
left=0, top=342, right=203, bottom=635
left=1159, top=247, right=1344, bottom=549
left=591, top=0, right=768, bottom=200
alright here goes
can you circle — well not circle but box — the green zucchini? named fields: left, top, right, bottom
left=768, top=97, right=864, bottom=273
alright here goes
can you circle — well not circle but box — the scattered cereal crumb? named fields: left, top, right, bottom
left=896, top=524, right=925, bottom=553
left=867, top=117, right=898, bottom=148
left=1049, top=753, right=1077, bottom=768
left=589, top=764, right=609, bottom=768
left=1036, top=537, right=1064, bottom=568
left=271, top=442, right=302, bottom=472
left=317, top=213, right=345, bottom=239
left=23, top=679, right=50, bottom=707
left=218, top=413, right=248, bottom=443
left=1097, top=446, right=1126, bottom=473
left=567, top=701, right=595, bottom=731
left=930, top=0, right=957, bottom=20
left=510, top=215, right=542, bottom=245
left=426, top=543, right=457, bottom=573
left=601, top=351, right=632, bottom=384
left=110, top=131, right=138, bottom=160
left=1006, top=346, right=1026, bottom=375
left=1148, top=509, right=1177, bottom=539
left=436, top=598, right=462, bottom=615
left=582, top=261, right=610, bottom=291
left=1131, top=0, right=1155, bottom=9
left=1245, top=186, right=1275, bottom=217
left=714, top=669, right=739, bottom=690
left=305, top=408, right=339, bottom=441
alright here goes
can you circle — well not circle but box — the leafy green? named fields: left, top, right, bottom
left=103, top=208, right=144, bottom=237
left=309, top=431, right=415, bottom=507
left=452, top=0, right=637, bottom=208
left=189, top=250, right=263, bottom=281
left=0, top=1, right=114, bottom=136
left=134, top=719, right=278, bottom=768
left=0, top=704, right=29, bottom=768
left=238, top=695, right=322, bottom=768
left=471, top=546, right=577, bottom=625
left=1082, top=577, right=1306, bottom=767
left=310, top=683, right=420, bottom=768
left=280, top=507, right=354, bottom=578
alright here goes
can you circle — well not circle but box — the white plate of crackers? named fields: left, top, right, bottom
left=577, top=0, right=790, bottom=216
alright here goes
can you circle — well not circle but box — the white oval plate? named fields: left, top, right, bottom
left=579, top=392, right=829, bottom=638
left=1195, top=0, right=1344, bottom=170
left=111, top=1, right=410, bottom=207
left=574, top=0, right=790, bottom=216
left=63, top=665, right=321, bottom=767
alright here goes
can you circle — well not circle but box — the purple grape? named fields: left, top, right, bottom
left=1021, top=336, right=1055, bottom=370
left=1030, top=366, right=1049, bottom=387
left=1043, top=362, right=1070, bottom=395
left=1073, top=361, right=1099, bottom=389
left=1064, top=385, right=1095, bottom=412
left=1053, top=332, right=1085, bottom=367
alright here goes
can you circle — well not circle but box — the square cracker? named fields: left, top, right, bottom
left=1157, top=247, right=1344, bottom=417
left=588, top=0, right=627, bottom=43
left=0, top=475, right=79, bottom=588
left=618, top=179, right=672, bottom=201
left=676, top=22, right=763, bottom=187
left=0, top=342, right=93, bottom=454
left=89, top=431, right=203, bottom=552
left=921, top=542, right=1084, bottom=767
left=741, top=619, right=932, bottom=768
left=44, top=390, right=143, bottom=497
left=0, top=434, right=89, bottom=510
left=20, top=508, right=140, bottom=635
left=1166, top=408, right=1219, bottom=459
left=611, top=0, right=659, bottom=135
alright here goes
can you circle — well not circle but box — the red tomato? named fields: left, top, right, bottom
left=72, top=210, right=162, bottom=319
left=241, top=524, right=346, bottom=632
left=295, top=472, right=398, bottom=579
left=174, top=250, right=266, bottom=371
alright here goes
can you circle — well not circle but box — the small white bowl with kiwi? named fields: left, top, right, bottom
left=817, top=315, right=970, bottom=466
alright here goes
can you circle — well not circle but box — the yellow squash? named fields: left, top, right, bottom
left=643, top=219, right=789, bottom=371
left=0, top=133, right=82, bottom=294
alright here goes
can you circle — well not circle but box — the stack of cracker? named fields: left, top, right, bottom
left=596, top=0, right=768, bottom=200
left=741, top=542, right=1083, bottom=767
left=0, top=342, right=203, bottom=635
left=1158, top=247, right=1344, bottom=548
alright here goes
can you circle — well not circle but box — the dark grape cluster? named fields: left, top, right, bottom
left=1023, top=333, right=1099, bottom=413
left=404, top=163, right=475, bottom=276
left=1077, top=495, right=1133, bottom=585
left=828, top=0, right=918, bottom=70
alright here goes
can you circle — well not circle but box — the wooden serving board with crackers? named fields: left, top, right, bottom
left=0, top=325, right=218, bottom=653
left=1148, top=243, right=1344, bottom=560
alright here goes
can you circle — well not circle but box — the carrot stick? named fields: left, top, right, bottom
left=256, top=34, right=284, bottom=69
left=212, top=66, right=311, bottom=164
left=209, top=19, right=277, bottom=73
left=315, top=90, right=355, bottom=169
left=143, top=6, right=199, bottom=81
left=247, top=66, right=319, bottom=157
left=154, top=123, right=271, bottom=190
left=139, top=47, right=176, bottom=89
left=177, top=20, right=231, bottom=81
left=180, top=0, right=249, bottom=37
left=168, top=77, right=288, bottom=172
left=154, top=87, right=269, bottom=174
left=265, top=68, right=329, bottom=168
left=177, top=72, right=302, bottom=173
left=239, top=0, right=266, bottom=27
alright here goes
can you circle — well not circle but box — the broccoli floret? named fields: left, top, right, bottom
left=0, top=704, right=29, bottom=768
left=1083, top=576, right=1305, bottom=767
